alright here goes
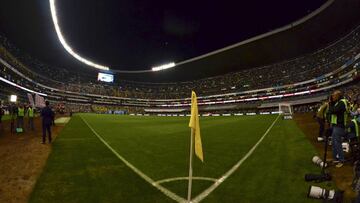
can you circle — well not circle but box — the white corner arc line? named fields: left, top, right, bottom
left=191, top=115, right=281, bottom=203
left=154, top=177, right=217, bottom=186
left=80, top=116, right=186, bottom=203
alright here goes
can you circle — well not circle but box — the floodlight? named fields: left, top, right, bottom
left=152, top=62, right=176, bottom=71
left=10, top=95, right=17, bottom=103
left=49, top=0, right=109, bottom=71
left=0, top=76, right=47, bottom=96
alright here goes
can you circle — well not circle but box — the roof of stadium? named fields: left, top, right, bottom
left=0, top=0, right=360, bottom=82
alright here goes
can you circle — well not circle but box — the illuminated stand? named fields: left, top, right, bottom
left=279, top=103, right=293, bottom=119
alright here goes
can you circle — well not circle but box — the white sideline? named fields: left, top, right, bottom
left=154, top=177, right=217, bottom=186
left=80, top=116, right=187, bottom=203
left=191, top=115, right=281, bottom=203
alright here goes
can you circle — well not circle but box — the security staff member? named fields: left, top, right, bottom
left=348, top=116, right=360, bottom=170
left=41, top=101, right=54, bottom=144
left=28, top=106, right=35, bottom=130
left=348, top=117, right=359, bottom=139
left=17, top=104, right=25, bottom=130
left=328, top=90, right=349, bottom=168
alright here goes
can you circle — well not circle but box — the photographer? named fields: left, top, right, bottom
left=348, top=114, right=359, bottom=139
left=351, top=97, right=360, bottom=117
left=352, top=116, right=360, bottom=203
left=328, top=90, right=350, bottom=168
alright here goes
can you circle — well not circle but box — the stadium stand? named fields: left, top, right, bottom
left=0, top=25, right=360, bottom=114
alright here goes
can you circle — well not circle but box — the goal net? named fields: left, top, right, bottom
left=279, top=103, right=293, bottom=119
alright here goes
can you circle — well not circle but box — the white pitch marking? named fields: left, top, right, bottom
left=80, top=116, right=187, bottom=203
left=191, top=115, right=281, bottom=203
left=154, top=177, right=217, bottom=186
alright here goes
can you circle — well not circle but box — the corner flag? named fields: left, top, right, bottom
left=189, top=91, right=204, bottom=162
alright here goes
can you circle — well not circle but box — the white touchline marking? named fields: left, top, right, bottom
left=154, top=177, right=217, bottom=186
left=80, top=116, right=187, bottom=203
left=191, top=115, right=281, bottom=203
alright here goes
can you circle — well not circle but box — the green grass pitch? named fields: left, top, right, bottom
left=30, top=114, right=335, bottom=203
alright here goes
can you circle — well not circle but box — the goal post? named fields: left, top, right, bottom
left=279, top=103, right=293, bottom=119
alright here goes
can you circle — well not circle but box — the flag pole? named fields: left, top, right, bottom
left=187, top=128, right=194, bottom=202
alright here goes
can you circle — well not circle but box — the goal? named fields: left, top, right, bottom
left=279, top=103, right=293, bottom=119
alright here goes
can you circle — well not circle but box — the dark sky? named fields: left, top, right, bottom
left=0, top=0, right=327, bottom=72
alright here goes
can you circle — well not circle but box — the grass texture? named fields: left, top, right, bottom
left=30, top=114, right=334, bottom=203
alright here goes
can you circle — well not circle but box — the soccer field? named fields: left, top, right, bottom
left=30, top=114, right=334, bottom=203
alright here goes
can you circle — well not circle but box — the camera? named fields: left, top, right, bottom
left=307, top=186, right=343, bottom=203
left=312, top=156, right=328, bottom=168
left=305, top=173, right=331, bottom=182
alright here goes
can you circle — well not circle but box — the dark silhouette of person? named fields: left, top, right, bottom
left=41, top=101, right=54, bottom=144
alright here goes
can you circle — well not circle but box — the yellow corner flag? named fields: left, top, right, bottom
left=189, top=91, right=204, bottom=162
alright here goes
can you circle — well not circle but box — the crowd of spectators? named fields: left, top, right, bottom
left=0, top=25, right=360, bottom=100
left=45, top=79, right=358, bottom=115
left=49, top=102, right=144, bottom=115
left=0, top=39, right=358, bottom=118
left=57, top=25, right=360, bottom=99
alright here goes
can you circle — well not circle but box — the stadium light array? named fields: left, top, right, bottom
left=49, top=0, right=109, bottom=71
left=152, top=62, right=176, bottom=71
left=0, top=76, right=47, bottom=97
left=10, top=95, right=17, bottom=103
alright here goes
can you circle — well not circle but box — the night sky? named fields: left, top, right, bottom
left=0, top=0, right=327, bottom=72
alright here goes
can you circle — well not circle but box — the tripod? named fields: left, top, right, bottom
left=305, top=128, right=332, bottom=182
left=321, top=128, right=332, bottom=176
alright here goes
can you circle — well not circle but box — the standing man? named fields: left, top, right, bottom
left=328, top=90, right=349, bottom=168
left=17, top=104, right=25, bottom=131
left=41, top=101, right=54, bottom=144
left=28, top=106, right=35, bottom=130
